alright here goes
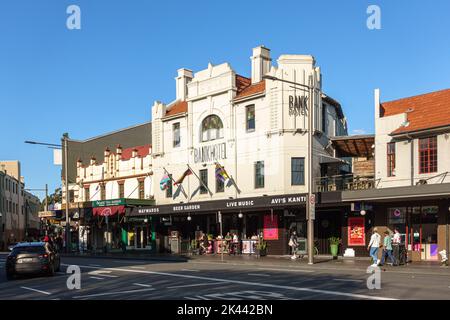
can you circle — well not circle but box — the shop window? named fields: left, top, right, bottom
left=199, top=169, right=208, bottom=194
left=255, top=161, right=265, bottom=189
left=291, top=157, right=305, bottom=185
left=201, top=115, right=223, bottom=142
left=419, top=136, right=437, bottom=174
left=387, top=142, right=396, bottom=177
left=166, top=175, right=173, bottom=198
left=173, top=122, right=181, bottom=148
left=246, top=105, right=255, bottom=132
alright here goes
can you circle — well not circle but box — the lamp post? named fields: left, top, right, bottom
left=25, top=137, right=71, bottom=253
left=263, top=74, right=319, bottom=265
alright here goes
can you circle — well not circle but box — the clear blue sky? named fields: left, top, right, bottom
left=1, top=0, right=449, bottom=199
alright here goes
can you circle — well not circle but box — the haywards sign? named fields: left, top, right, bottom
left=129, top=193, right=307, bottom=216
left=193, top=142, right=226, bottom=163
left=93, top=198, right=125, bottom=207
left=288, top=95, right=308, bottom=117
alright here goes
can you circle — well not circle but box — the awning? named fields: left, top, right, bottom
left=331, top=135, right=375, bottom=158
left=318, top=154, right=346, bottom=164
left=93, top=205, right=126, bottom=217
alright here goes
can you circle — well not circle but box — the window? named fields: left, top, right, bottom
left=201, top=115, right=223, bottom=142
left=166, top=175, right=173, bottom=198
left=255, top=161, right=265, bottom=189
left=100, top=184, right=106, bottom=200
left=322, top=103, right=327, bottom=133
left=69, top=190, right=75, bottom=203
left=85, top=187, right=90, bottom=201
left=173, top=122, right=181, bottom=148
left=199, top=169, right=208, bottom=194
left=118, top=183, right=124, bottom=199
left=246, top=105, right=255, bottom=132
left=387, top=142, right=396, bottom=177
left=138, top=180, right=145, bottom=199
left=291, top=158, right=305, bottom=185
left=419, top=136, right=437, bottom=174
left=216, top=174, right=224, bottom=193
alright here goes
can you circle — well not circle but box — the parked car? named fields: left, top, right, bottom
left=5, top=242, right=61, bottom=280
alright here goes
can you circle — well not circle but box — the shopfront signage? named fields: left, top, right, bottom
left=263, top=214, right=279, bottom=240
left=288, top=95, right=308, bottom=117
left=38, top=211, right=55, bottom=218
left=93, top=198, right=125, bottom=207
left=129, top=193, right=307, bottom=217
left=193, top=142, right=227, bottom=163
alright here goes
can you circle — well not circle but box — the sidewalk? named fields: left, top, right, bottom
left=61, top=251, right=450, bottom=275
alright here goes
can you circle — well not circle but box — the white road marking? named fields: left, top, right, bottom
left=248, top=273, right=271, bottom=277
left=89, top=276, right=105, bottom=280
left=88, top=270, right=118, bottom=278
left=167, top=282, right=223, bottom=289
left=73, top=288, right=155, bottom=299
left=89, top=264, right=102, bottom=267
left=257, top=268, right=314, bottom=273
left=181, top=269, right=199, bottom=272
left=133, top=283, right=152, bottom=287
left=184, top=296, right=200, bottom=300
left=130, top=266, right=146, bottom=269
left=21, top=286, right=51, bottom=295
left=62, top=263, right=394, bottom=300
left=333, top=278, right=364, bottom=283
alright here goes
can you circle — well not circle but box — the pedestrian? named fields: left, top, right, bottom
left=392, top=228, right=401, bottom=266
left=289, top=231, right=299, bottom=260
left=380, top=230, right=396, bottom=266
left=368, top=227, right=381, bottom=267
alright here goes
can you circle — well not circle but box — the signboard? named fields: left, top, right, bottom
left=348, top=217, right=365, bottom=246
left=93, top=198, right=125, bottom=207
left=308, top=194, right=315, bottom=220
left=130, top=193, right=307, bottom=216
left=38, top=211, right=56, bottom=218
left=288, top=95, right=308, bottom=117
left=263, top=214, right=279, bottom=240
left=53, top=149, right=62, bottom=165
left=193, top=142, right=227, bottom=163
left=388, top=207, right=406, bottom=224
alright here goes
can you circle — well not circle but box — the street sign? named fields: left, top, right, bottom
left=308, top=194, right=315, bottom=220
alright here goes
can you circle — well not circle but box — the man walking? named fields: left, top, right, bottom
left=368, top=227, right=381, bottom=267
left=380, top=230, right=396, bottom=266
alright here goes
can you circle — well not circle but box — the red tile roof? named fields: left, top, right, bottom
left=164, top=100, right=187, bottom=117
left=121, top=144, right=151, bottom=160
left=235, top=75, right=265, bottom=100
left=380, top=88, right=450, bottom=135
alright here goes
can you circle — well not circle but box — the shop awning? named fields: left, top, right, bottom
left=331, top=135, right=375, bottom=158
left=93, top=205, right=126, bottom=217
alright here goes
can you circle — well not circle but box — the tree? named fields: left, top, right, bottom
left=40, top=187, right=62, bottom=211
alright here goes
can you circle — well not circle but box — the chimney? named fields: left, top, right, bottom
left=104, top=147, right=111, bottom=158
left=90, top=157, right=96, bottom=166
left=132, top=148, right=138, bottom=158
left=176, top=68, right=193, bottom=101
left=116, top=145, right=122, bottom=160
left=251, top=46, right=271, bottom=84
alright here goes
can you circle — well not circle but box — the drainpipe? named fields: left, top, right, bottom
left=406, top=134, right=414, bottom=186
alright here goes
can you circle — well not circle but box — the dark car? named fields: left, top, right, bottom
left=5, top=242, right=61, bottom=280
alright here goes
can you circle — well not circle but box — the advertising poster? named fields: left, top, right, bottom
left=263, top=214, right=279, bottom=240
left=348, top=217, right=365, bottom=246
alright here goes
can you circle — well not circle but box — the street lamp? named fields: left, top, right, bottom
left=25, top=135, right=71, bottom=253
left=263, top=74, right=319, bottom=265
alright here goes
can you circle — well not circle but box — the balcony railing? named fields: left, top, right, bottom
left=315, top=174, right=379, bottom=192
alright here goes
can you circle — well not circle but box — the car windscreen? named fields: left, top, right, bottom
left=12, top=246, right=46, bottom=255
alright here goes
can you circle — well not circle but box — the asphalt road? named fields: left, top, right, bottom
left=1, top=253, right=449, bottom=300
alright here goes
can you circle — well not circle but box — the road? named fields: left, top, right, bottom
left=1, top=253, right=449, bottom=300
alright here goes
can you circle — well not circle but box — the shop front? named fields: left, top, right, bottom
left=128, top=193, right=308, bottom=255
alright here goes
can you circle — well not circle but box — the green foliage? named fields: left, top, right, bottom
left=328, top=237, right=342, bottom=246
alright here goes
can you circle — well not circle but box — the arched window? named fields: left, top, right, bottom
left=201, top=115, right=224, bottom=142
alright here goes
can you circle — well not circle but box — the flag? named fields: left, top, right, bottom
left=160, top=175, right=171, bottom=190
left=174, top=169, right=192, bottom=186
left=215, top=163, right=230, bottom=183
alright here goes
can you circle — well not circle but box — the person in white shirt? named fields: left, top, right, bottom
left=392, top=229, right=401, bottom=245
left=368, top=227, right=381, bottom=267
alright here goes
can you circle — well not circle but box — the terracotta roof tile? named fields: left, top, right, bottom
left=121, top=144, right=151, bottom=160
left=380, top=88, right=450, bottom=135
left=235, top=75, right=265, bottom=100
left=164, top=100, right=187, bottom=117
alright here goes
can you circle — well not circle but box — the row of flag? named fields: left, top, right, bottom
left=160, top=163, right=230, bottom=191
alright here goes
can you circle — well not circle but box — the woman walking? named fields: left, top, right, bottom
left=368, top=227, right=381, bottom=267
left=289, top=231, right=299, bottom=260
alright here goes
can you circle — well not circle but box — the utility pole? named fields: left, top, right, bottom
left=63, top=133, right=71, bottom=253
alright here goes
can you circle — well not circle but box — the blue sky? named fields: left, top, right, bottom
left=1, top=0, right=449, bottom=198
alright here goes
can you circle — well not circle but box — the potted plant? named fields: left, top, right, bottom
left=256, top=241, right=267, bottom=257
left=328, top=237, right=341, bottom=259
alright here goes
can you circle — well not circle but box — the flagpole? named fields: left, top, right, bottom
left=187, top=164, right=213, bottom=196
